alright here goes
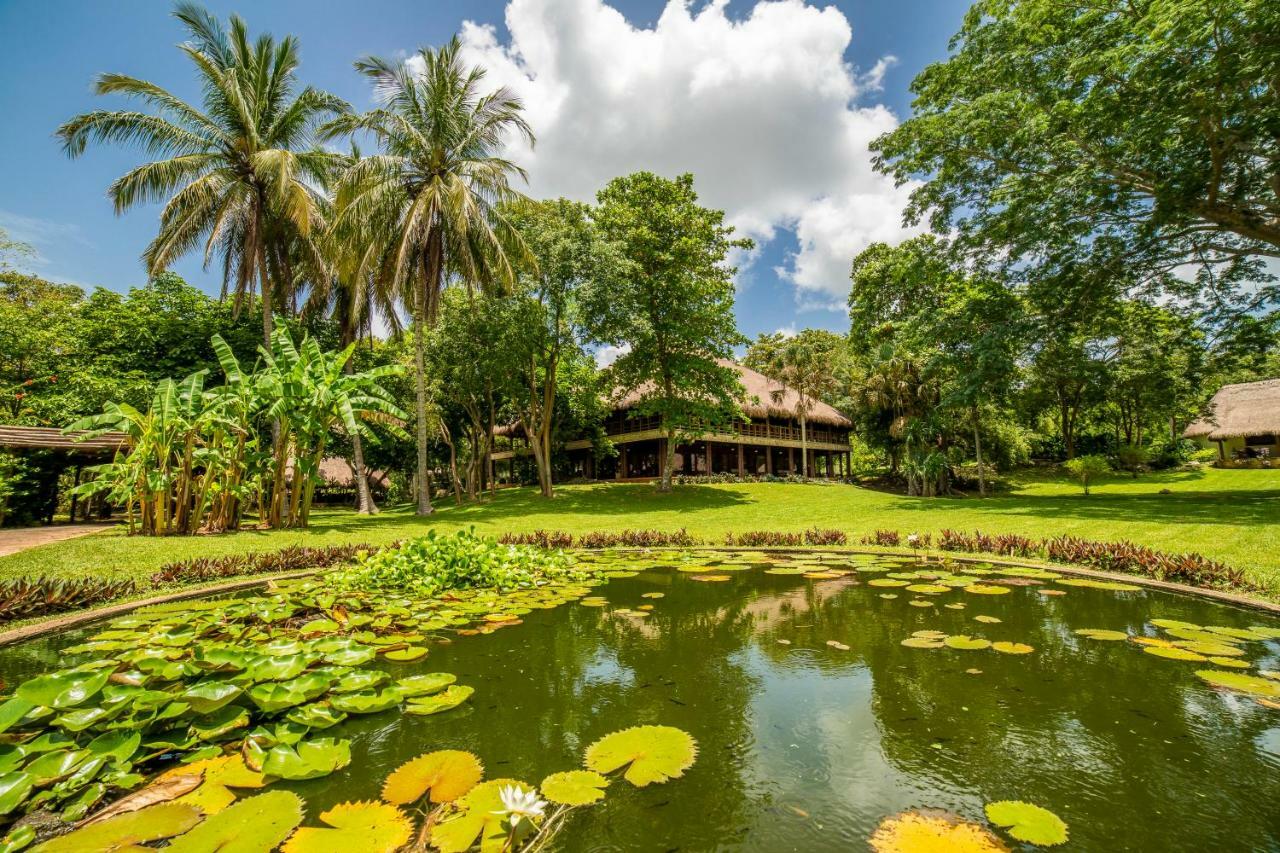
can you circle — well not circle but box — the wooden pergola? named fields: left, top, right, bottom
left=0, top=426, right=126, bottom=523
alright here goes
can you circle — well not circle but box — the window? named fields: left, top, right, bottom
left=1245, top=434, right=1276, bottom=447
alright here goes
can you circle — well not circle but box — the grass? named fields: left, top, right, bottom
left=3, top=466, right=1279, bottom=596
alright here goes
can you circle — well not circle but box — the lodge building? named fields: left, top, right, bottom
left=491, top=361, right=854, bottom=482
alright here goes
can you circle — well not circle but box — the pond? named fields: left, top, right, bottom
left=2, top=550, right=1279, bottom=851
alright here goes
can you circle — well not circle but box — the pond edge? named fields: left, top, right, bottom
left=2, top=547, right=1276, bottom=647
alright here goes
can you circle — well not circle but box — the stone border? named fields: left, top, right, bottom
left=2, top=545, right=1275, bottom=646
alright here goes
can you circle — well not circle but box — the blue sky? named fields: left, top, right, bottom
left=0, top=0, right=967, bottom=339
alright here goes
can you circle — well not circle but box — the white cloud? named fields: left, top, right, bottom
left=456, top=0, right=921, bottom=307
left=0, top=209, right=93, bottom=269
left=594, top=342, right=631, bottom=367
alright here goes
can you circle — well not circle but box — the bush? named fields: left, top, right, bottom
left=860, top=529, right=901, bottom=546
left=577, top=529, right=702, bottom=548
left=333, top=529, right=577, bottom=596
left=1114, top=443, right=1148, bottom=478
left=725, top=528, right=847, bottom=547
left=0, top=577, right=138, bottom=623
left=1063, top=454, right=1110, bottom=495
left=153, top=543, right=374, bottom=585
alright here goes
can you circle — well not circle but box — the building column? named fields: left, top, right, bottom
left=617, top=445, right=627, bottom=480
left=705, top=441, right=713, bottom=475
left=737, top=442, right=745, bottom=476
left=766, top=445, right=774, bottom=475
left=787, top=446, right=795, bottom=474
left=658, top=437, right=667, bottom=480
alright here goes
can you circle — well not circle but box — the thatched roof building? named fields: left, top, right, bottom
left=611, top=360, right=852, bottom=427
left=0, top=426, right=126, bottom=453
left=1184, top=379, right=1280, bottom=440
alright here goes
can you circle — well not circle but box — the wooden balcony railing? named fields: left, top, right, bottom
left=600, top=416, right=846, bottom=446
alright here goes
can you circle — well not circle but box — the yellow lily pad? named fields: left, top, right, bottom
left=381, top=750, right=483, bottom=805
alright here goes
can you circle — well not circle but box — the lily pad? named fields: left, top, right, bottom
left=984, top=800, right=1068, bottom=846
left=1195, top=670, right=1280, bottom=699
left=1074, top=629, right=1128, bottom=641
left=991, top=642, right=1034, bottom=655
left=381, top=750, right=483, bottom=805
left=965, top=584, right=1012, bottom=595
left=901, top=637, right=944, bottom=649
left=541, top=769, right=608, bottom=806
left=869, top=809, right=1008, bottom=853
left=180, top=681, right=244, bottom=715
left=329, top=690, right=401, bottom=715
left=281, top=800, right=411, bottom=853
left=1143, top=646, right=1207, bottom=662
left=404, top=685, right=474, bottom=716
left=0, top=773, right=33, bottom=816
left=584, top=725, right=697, bottom=787
left=168, top=790, right=304, bottom=853
left=429, top=779, right=533, bottom=853
left=261, top=738, right=351, bottom=781
left=1056, top=578, right=1141, bottom=592
left=31, top=802, right=202, bottom=852
left=944, top=635, right=991, bottom=651
left=17, top=669, right=111, bottom=710
left=973, top=615, right=1002, bottom=624
left=382, top=646, right=428, bottom=663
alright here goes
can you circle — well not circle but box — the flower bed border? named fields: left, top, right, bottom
left=4, top=545, right=1278, bottom=648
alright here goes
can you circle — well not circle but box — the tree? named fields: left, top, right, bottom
left=1064, top=454, right=1109, bottom=496
left=324, top=37, right=533, bottom=515
left=0, top=228, right=35, bottom=274
left=745, top=330, right=845, bottom=477
left=506, top=199, right=618, bottom=497
left=586, top=173, right=751, bottom=492
left=873, top=0, right=1280, bottom=309
left=57, top=4, right=346, bottom=350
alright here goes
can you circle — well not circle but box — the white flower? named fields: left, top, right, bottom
left=493, top=785, right=546, bottom=827
left=906, top=533, right=921, bottom=548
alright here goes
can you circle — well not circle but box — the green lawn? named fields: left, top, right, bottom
left=4, top=466, right=1279, bottom=594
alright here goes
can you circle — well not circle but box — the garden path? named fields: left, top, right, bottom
left=0, top=523, right=110, bottom=558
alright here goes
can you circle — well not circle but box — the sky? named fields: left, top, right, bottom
left=0, top=0, right=968, bottom=340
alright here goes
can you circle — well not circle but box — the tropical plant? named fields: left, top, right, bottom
left=1063, top=454, right=1110, bottom=496
left=56, top=3, right=347, bottom=348
left=322, top=36, right=534, bottom=516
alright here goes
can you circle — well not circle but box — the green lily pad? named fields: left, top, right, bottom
left=1195, top=669, right=1280, bottom=698
left=404, top=685, right=474, bottom=716
left=280, top=800, right=412, bottom=853
left=0, top=772, right=33, bottom=815
left=167, top=789, right=304, bottom=853
left=1057, top=578, right=1141, bottom=592
left=1144, top=646, right=1207, bottom=662
left=261, top=738, right=351, bottom=781
left=182, top=681, right=244, bottom=714
left=429, top=779, right=533, bottom=853
left=86, top=731, right=140, bottom=764
left=382, top=646, right=427, bottom=663
left=331, top=670, right=389, bottom=694
left=396, top=673, right=457, bottom=698
left=901, top=637, right=944, bottom=649
left=964, top=584, right=1011, bottom=595
left=584, top=725, right=697, bottom=787
left=985, top=800, right=1068, bottom=846
left=329, top=690, right=402, bottom=715
left=31, top=802, right=202, bottom=852
left=992, top=641, right=1034, bottom=655
left=25, top=749, right=88, bottom=785
left=943, top=635, right=991, bottom=651
left=973, top=615, right=1002, bottom=624
left=1075, top=629, right=1128, bottom=641
left=285, top=703, right=348, bottom=729
left=541, top=769, right=609, bottom=806
left=191, top=705, right=250, bottom=741
left=17, top=669, right=111, bottom=710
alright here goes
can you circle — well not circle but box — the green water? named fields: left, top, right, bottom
left=4, top=556, right=1280, bottom=850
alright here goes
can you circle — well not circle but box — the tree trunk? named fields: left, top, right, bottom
left=973, top=406, right=986, bottom=497
left=342, top=354, right=378, bottom=515
left=659, top=423, right=676, bottom=492
left=412, top=316, right=434, bottom=516
left=799, top=414, right=808, bottom=478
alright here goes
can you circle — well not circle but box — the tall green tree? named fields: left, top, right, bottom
left=505, top=199, right=618, bottom=497
left=586, top=172, right=750, bottom=492
left=745, top=330, right=846, bottom=477
left=323, top=37, right=533, bottom=515
left=0, top=228, right=35, bottom=274
left=874, top=0, right=1280, bottom=308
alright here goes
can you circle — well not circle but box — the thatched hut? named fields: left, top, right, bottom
left=492, top=360, right=853, bottom=481
left=1183, top=379, right=1280, bottom=466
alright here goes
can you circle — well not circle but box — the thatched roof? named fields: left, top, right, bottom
left=317, top=457, right=389, bottom=489
left=1184, top=379, right=1280, bottom=440
left=612, top=360, right=852, bottom=427
left=0, top=426, right=126, bottom=453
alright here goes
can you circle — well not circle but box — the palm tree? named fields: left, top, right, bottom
left=56, top=2, right=346, bottom=349
left=322, top=36, right=534, bottom=515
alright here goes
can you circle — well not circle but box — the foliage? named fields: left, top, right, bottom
left=984, top=801, right=1068, bottom=846
left=873, top=0, right=1280, bottom=309
left=0, top=576, right=136, bottom=622
left=151, top=543, right=372, bottom=585
left=586, top=172, right=751, bottom=491
left=322, top=36, right=533, bottom=517
left=331, top=529, right=578, bottom=596
left=57, top=5, right=348, bottom=348
left=584, top=725, right=698, bottom=787
left=745, top=329, right=847, bottom=477
left=1063, top=454, right=1110, bottom=495
left=725, top=529, right=848, bottom=547
left=869, top=809, right=1009, bottom=853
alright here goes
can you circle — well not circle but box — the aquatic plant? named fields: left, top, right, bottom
left=152, top=544, right=377, bottom=585
left=984, top=801, right=1068, bottom=846
left=869, top=810, right=1009, bottom=852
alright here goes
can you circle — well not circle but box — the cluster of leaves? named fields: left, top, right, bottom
left=861, top=530, right=903, bottom=547
left=496, top=531, right=577, bottom=549
left=724, top=529, right=848, bottom=547
left=331, top=530, right=581, bottom=598
left=576, top=529, right=702, bottom=549
left=1076, top=616, right=1280, bottom=678
left=0, top=578, right=138, bottom=624
left=152, top=544, right=376, bottom=585
left=938, top=530, right=1038, bottom=558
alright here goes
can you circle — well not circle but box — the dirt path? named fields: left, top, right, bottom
left=0, top=524, right=111, bottom=558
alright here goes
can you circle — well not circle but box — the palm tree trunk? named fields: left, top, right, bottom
left=412, top=318, right=433, bottom=515
left=339, top=351, right=378, bottom=515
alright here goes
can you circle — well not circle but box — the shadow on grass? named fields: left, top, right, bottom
left=312, top=483, right=752, bottom=534
left=893, top=488, right=1280, bottom=527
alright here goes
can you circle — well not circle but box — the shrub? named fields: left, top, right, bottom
left=497, top=530, right=576, bottom=549
left=332, top=529, right=577, bottom=596
left=0, top=577, right=138, bottom=623
left=725, top=531, right=804, bottom=546
left=1114, top=443, right=1148, bottom=478
left=152, top=543, right=374, bottom=585
left=578, top=529, right=702, bottom=548
left=860, top=529, right=901, bottom=546
left=1063, top=454, right=1110, bottom=495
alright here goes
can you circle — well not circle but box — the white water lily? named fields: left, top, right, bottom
left=494, top=785, right=547, bottom=827
left=906, top=533, right=921, bottom=548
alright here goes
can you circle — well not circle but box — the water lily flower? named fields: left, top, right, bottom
left=494, top=785, right=547, bottom=827
left=907, top=533, right=921, bottom=548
